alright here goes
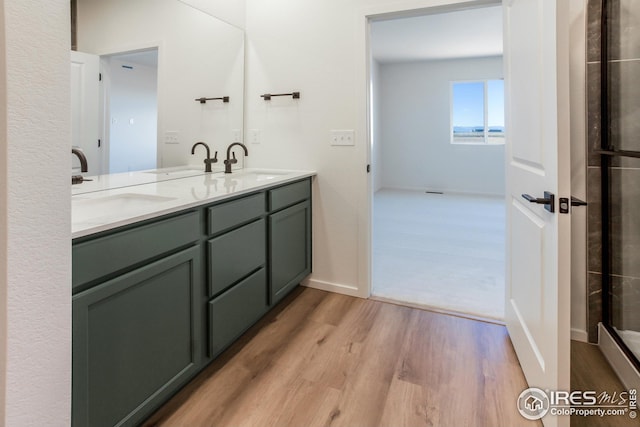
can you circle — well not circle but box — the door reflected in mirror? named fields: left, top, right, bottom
left=71, top=0, right=244, bottom=176
left=105, top=49, right=158, bottom=173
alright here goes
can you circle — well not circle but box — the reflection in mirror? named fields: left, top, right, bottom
left=106, top=49, right=158, bottom=173
left=72, top=0, right=244, bottom=176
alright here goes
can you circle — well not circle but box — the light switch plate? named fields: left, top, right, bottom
left=248, top=129, right=261, bottom=144
left=164, top=131, right=179, bottom=144
left=330, top=130, right=355, bottom=146
left=232, top=129, right=242, bottom=142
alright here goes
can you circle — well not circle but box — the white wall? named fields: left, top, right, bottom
left=107, top=57, right=158, bottom=173
left=371, top=59, right=384, bottom=192
left=0, top=0, right=71, bottom=425
left=378, top=56, right=505, bottom=196
left=245, top=0, right=484, bottom=297
left=77, top=0, right=244, bottom=169
left=179, top=0, right=245, bottom=29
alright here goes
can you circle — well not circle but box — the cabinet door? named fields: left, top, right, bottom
left=73, top=246, right=201, bottom=427
left=269, top=200, right=311, bottom=304
left=209, top=268, right=268, bottom=357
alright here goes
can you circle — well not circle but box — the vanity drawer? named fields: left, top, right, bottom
left=208, top=219, right=265, bottom=296
left=207, top=193, right=265, bottom=235
left=268, top=179, right=310, bottom=212
left=72, top=211, right=200, bottom=290
left=208, top=268, right=267, bottom=357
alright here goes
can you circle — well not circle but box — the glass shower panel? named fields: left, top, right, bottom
left=608, top=157, right=640, bottom=361
left=607, top=0, right=640, bottom=152
left=605, top=0, right=640, bottom=363
left=608, top=61, right=640, bottom=152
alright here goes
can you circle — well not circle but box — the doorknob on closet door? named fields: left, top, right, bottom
left=522, top=191, right=555, bottom=213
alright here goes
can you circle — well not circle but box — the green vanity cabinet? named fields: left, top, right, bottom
left=72, top=246, right=202, bottom=427
left=268, top=180, right=312, bottom=304
left=208, top=268, right=268, bottom=356
left=205, top=190, right=268, bottom=358
left=72, top=211, right=200, bottom=292
left=207, top=192, right=265, bottom=235
left=269, top=200, right=312, bottom=304
left=208, top=218, right=266, bottom=297
left=72, top=176, right=312, bottom=427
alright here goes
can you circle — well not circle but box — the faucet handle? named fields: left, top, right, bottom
left=205, top=151, right=218, bottom=164
left=72, top=175, right=93, bottom=185
left=231, top=152, right=237, bottom=164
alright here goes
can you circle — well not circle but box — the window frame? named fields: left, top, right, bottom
left=449, top=78, right=505, bottom=146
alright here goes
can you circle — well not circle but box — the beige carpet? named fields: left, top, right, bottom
left=372, top=189, right=505, bottom=320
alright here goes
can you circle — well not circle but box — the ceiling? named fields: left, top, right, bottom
left=370, top=6, right=503, bottom=63
left=110, top=50, right=159, bottom=68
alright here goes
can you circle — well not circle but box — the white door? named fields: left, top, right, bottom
left=504, top=1, right=571, bottom=426
left=71, top=50, right=101, bottom=175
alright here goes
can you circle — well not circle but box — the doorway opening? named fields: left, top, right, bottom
left=102, top=49, right=159, bottom=173
left=369, top=5, right=506, bottom=321
left=70, top=47, right=159, bottom=175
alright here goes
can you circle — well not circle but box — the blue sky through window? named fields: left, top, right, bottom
left=452, top=82, right=484, bottom=128
left=487, top=80, right=504, bottom=129
left=452, top=79, right=504, bottom=144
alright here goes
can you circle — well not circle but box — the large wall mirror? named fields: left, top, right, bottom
left=72, top=0, right=244, bottom=175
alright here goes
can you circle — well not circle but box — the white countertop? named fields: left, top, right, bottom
left=71, top=165, right=225, bottom=195
left=72, top=168, right=316, bottom=239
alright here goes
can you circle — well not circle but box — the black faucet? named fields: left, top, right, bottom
left=191, top=142, right=217, bottom=172
left=72, top=147, right=89, bottom=185
left=72, top=147, right=88, bottom=172
left=224, top=142, right=248, bottom=174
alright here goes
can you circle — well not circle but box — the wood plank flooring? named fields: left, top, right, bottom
left=571, top=340, right=638, bottom=427
left=143, top=288, right=539, bottom=427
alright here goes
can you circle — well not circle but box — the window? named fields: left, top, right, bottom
left=451, top=79, right=505, bottom=145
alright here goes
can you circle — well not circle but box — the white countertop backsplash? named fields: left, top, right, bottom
left=72, top=168, right=316, bottom=239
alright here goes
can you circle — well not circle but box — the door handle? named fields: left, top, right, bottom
left=522, top=191, right=555, bottom=213
left=557, top=196, right=588, bottom=214
left=570, top=197, right=587, bottom=207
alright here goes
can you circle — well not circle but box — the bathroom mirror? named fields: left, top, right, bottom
left=72, top=0, right=244, bottom=176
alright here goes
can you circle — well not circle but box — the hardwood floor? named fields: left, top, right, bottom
left=571, top=341, right=638, bottom=427
left=144, top=288, right=539, bottom=427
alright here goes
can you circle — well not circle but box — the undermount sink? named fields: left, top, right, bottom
left=143, top=167, right=204, bottom=177
left=73, top=193, right=177, bottom=218
left=236, top=170, right=291, bottom=181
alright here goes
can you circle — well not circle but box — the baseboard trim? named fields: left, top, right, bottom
left=598, top=323, right=640, bottom=391
left=378, top=185, right=505, bottom=198
left=571, top=328, right=589, bottom=343
left=303, top=278, right=366, bottom=298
